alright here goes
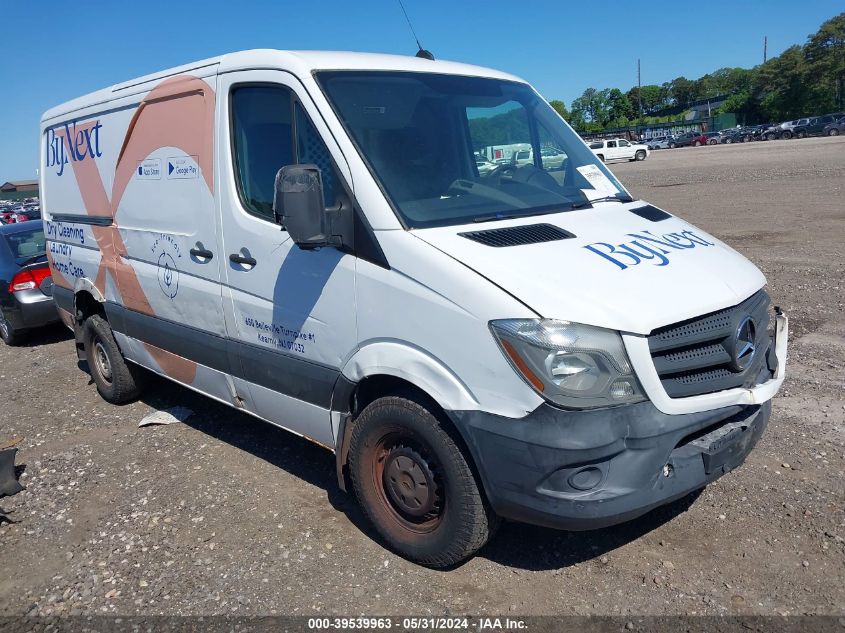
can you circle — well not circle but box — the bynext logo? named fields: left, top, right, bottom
left=45, top=121, right=103, bottom=177
left=584, top=228, right=716, bottom=270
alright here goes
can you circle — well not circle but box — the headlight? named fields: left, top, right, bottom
left=490, top=319, right=645, bottom=409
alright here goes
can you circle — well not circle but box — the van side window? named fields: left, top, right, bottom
left=231, top=85, right=294, bottom=220
left=294, top=102, right=336, bottom=207
left=231, top=85, right=341, bottom=220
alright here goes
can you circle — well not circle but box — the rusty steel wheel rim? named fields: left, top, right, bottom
left=370, top=431, right=445, bottom=534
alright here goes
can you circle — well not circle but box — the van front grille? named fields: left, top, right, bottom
left=459, top=224, right=574, bottom=247
left=648, top=290, right=774, bottom=398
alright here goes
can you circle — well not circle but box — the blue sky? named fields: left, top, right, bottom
left=0, top=0, right=838, bottom=181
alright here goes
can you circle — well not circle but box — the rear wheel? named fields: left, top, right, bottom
left=781, top=130, right=793, bottom=140
left=348, top=395, right=498, bottom=568
left=84, top=314, right=144, bottom=404
left=635, top=150, right=647, bottom=161
left=830, top=129, right=840, bottom=136
left=694, top=140, right=701, bottom=147
left=668, top=142, right=676, bottom=149
left=596, top=154, right=605, bottom=162
left=0, top=310, right=24, bottom=346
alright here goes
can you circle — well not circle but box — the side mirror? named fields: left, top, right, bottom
left=273, top=164, right=337, bottom=250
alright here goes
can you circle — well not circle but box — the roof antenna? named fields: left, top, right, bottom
left=396, top=0, right=434, bottom=60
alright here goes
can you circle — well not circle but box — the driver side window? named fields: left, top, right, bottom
left=231, top=84, right=339, bottom=221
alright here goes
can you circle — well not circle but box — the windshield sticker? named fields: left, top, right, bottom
left=576, top=164, right=618, bottom=199
left=584, top=229, right=716, bottom=270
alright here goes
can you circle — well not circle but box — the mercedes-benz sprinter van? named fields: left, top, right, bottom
left=41, top=50, right=788, bottom=567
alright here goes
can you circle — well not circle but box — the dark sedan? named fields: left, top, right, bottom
left=0, top=221, right=59, bottom=345
left=670, top=131, right=708, bottom=147
left=822, top=116, right=845, bottom=136
left=793, top=113, right=845, bottom=138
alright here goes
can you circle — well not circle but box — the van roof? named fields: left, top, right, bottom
left=41, top=49, right=526, bottom=123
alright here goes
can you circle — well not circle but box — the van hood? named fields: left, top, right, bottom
left=412, top=201, right=766, bottom=335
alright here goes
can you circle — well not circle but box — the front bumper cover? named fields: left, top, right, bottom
left=448, top=398, right=770, bottom=531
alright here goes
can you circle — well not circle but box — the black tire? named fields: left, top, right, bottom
left=0, top=310, right=24, bottom=346
left=708, top=139, right=717, bottom=145
left=724, top=138, right=733, bottom=144
left=84, top=314, right=144, bottom=404
left=596, top=154, right=605, bottom=162
left=635, top=149, right=647, bottom=161
left=348, top=395, right=498, bottom=568
left=781, top=130, right=793, bottom=140
left=668, top=143, right=676, bottom=149
left=829, top=129, right=840, bottom=136
left=693, top=140, right=701, bottom=147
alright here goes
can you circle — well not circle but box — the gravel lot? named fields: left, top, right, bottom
left=1, top=136, right=843, bottom=617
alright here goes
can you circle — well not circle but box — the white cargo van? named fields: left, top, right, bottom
left=41, top=50, right=788, bottom=567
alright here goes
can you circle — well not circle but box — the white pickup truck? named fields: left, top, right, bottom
left=589, top=138, right=650, bottom=162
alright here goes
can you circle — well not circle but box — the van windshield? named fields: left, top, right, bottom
left=317, top=71, right=630, bottom=229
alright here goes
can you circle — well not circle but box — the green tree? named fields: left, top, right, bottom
left=607, top=88, right=634, bottom=121
left=757, top=45, right=808, bottom=119
left=548, top=99, right=570, bottom=121
left=666, top=76, right=697, bottom=107
left=570, top=88, right=610, bottom=128
left=552, top=12, right=845, bottom=129
left=804, top=12, right=845, bottom=111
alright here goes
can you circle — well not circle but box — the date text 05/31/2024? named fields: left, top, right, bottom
left=306, top=617, right=527, bottom=630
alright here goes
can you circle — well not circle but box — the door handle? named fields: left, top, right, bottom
left=229, top=253, right=257, bottom=267
left=190, top=247, right=214, bottom=260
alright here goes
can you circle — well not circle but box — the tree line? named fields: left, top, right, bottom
left=548, top=12, right=845, bottom=132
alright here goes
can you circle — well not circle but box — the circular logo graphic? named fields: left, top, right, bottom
left=731, top=316, right=756, bottom=371
left=157, top=251, right=179, bottom=299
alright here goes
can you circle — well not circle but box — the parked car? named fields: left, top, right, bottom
left=0, top=210, right=30, bottom=224
left=0, top=220, right=59, bottom=345
left=588, top=138, right=649, bottom=161
left=822, top=116, right=845, bottom=136
left=474, top=155, right=498, bottom=176
left=794, top=113, right=845, bottom=138
left=645, top=135, right=674, bottom=149
left=509, top=146, right=568, bottom=169
left=670, top=131, right=708, bottom=148
left=720, top=128, right=753, bottom=144
left=703, top=132, right=723, bottom=145
left=41, top=49, right=788, bottom=568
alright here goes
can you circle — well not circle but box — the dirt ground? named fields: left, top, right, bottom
left=0, top=136, right=843, bottom=618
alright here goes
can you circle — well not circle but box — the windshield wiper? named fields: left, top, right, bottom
left=471, top=205, right=578, bottom=224
left=570, top=194, right=632, bottom=209
left=472, top=213, right=525, bottom=223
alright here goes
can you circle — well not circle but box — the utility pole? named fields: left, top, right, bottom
left=637, top=58, right=642, bottom=132
left=763, top=36, right=767, bottom=64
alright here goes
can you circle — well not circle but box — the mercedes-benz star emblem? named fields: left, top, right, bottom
left=732, top=316, right=757, bottom=371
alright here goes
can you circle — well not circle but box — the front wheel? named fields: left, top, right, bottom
left=84, top=314, right=145, bottom=404
left=596, top=154, right=605, bottom=162
left=348, top=395, right=498, bottom=568
left=668, top=143, right=676, bottom=149
left=635, top=150, right=647, bottom=161
left=830, top=129, right=840, bottom=136
left=781, top=131, right=793, bottom=140
left=693, top=140, right=701, bottom=147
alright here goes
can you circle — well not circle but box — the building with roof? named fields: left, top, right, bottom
left=0, top=180, right=39, bottom=201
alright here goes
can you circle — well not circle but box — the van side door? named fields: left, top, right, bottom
left=100, top=72, right=233, bottom=402
left=216, top=70, right=356, bottom=447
